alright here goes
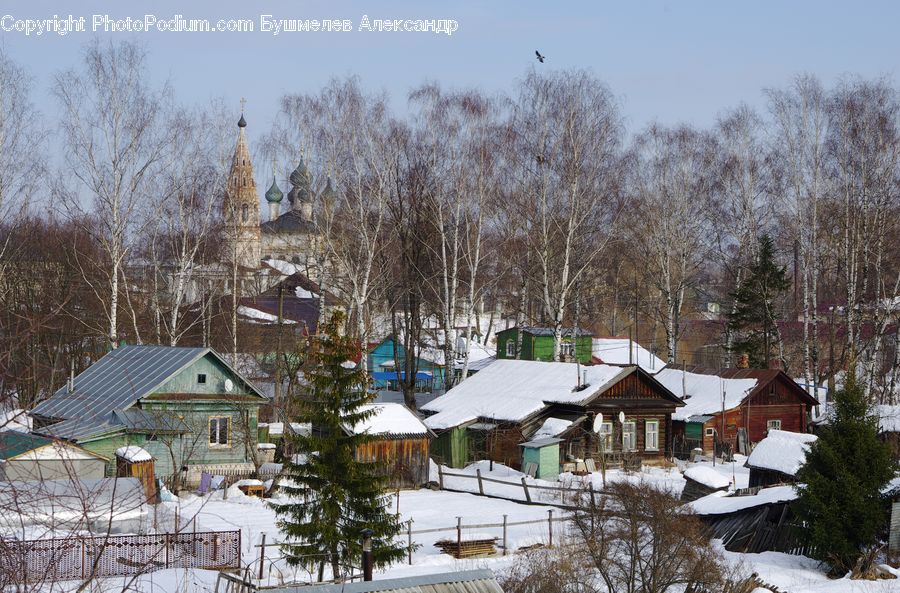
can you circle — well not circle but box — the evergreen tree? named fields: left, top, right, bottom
left=792, top=371, right=898, bottom=575
left=274, top=311, right=405, bottom=580
left=726, top=234, right=789, bottom=368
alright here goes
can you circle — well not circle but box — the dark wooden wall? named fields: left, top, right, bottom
left=355, top=437, right=431, bottom=489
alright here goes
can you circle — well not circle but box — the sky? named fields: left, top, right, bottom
left=2, top=0, right=899, bottom=151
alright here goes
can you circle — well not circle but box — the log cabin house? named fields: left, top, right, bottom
left=422, top=359, right=684, bottom=470
left=655, top=367, right=819, bottom=456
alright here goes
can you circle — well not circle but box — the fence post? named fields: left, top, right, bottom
left=175, top=507, right=180, bottom=534
left=548, top=510, right=553, bottom=547
left=165, top=533, right=170, bottom=568
left=589, top=482, right=596, bottom=531
left=502, top=515, right=508, bottom=556
left=476, top=469, right=484, bottom=495
left=258, top=532, right=266, bottom=581
left=520, top=477, right=532, bottom=503
left=407, top=520, right=413, bottom=565
left=438, top=465, right=444, bottom=490
left=456, top=517, right=462, bottom=559
left=81, top=539, right=86, bottom=579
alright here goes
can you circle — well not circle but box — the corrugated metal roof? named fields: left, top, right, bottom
left=0, top=432, right=53, bottom=460
left=32, top=345, right=208, bottom=421
left=267, top=569, right=502, bottom=593
left=36, top=415, right=126, bottom=441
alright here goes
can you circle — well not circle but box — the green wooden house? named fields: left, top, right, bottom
left=496, top=327, right=593, bottom=364
left=520, top=438, right=563, bottom=479
left=31, top=345, right=268, bottom=485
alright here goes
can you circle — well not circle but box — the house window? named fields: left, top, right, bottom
left=599, top=422, right=613, bottom=451
left=767, top=419, right=781, bottom=432
left=209, top=417, right=231, bottom=447
left=705, top=427, right=716, bottom=437
left=505, top=341, right=515, bottom=358
left=197, top=373, right=207, bottom=385
left=145, top=433, right=158, bottom=442
left=241, top=204, right=249, bottom=222
left=560, top=342, right=574, bottom=358
left=622, top=421, right=636, bottom=451
left=645, top=420, right=659, bottom=451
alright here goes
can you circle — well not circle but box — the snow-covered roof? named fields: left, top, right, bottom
left=810, top=403, right=900, bottom=434
left=0, top=408, right=32, bottom=433
left=746, top=430, right=817, bottom=476
left=654, top=368, right=757, bottom=420
left=592, top=338, right=665, bottom=372
left=115, top=446, right=153, bottom=462
left=344, top=403, right=431, bottom=438
left=532, top=417, right=574, bottom=440
left=237, top=305, right=298, bottom=324
left=422, top=360, right=632, bottom=430
left=261, top=421, right=310, bottom=436
left=689, top=485, right=798, bottom=516
left=683, top=465, right=731, bottom=490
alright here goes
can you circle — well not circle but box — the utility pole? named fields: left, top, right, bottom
left=274, top=284, right=284, bottom=405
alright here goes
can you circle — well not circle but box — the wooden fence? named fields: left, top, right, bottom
left=0, top=530, right=241, bottom=584
left=437, top=466, right=606, bottom=508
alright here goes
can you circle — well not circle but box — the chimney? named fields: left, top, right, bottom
left=68, top=359, right=75, bottom=394
left=361, top=528, right=373, bottom=581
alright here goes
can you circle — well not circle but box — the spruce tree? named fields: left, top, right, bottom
left=726, top=234, right=789, bottom=368
left=792, top=371, right=897, bottom=575
left=274, top=311, right=405, bottom=580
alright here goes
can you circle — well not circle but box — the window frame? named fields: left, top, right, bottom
left=766, top=419, right=782, bottom=432
left=208, top=416, right=232, bottom=448
left=622, top=420, right=637, bottom=451
left=505, top=341, right=515, bottom=358
left=560, top=341, right=575, bottom=357
left=197, top=373, right=207, bottom=385
left=645, top=420, right=660, bottom=452
left=598, top=421, right=614, bottom=452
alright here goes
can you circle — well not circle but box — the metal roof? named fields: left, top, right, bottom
left=498, top=326, right=593, bottom=337
left=0, top=432, right=53, bottom=460
left=686, top=415, right=715, bottom=424
left=267, top=569, right=503, bottom=593
left=31, top=345, right=265, bottom=434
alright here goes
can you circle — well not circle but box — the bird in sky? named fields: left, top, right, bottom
left=535, top=50, right=545, bottom=63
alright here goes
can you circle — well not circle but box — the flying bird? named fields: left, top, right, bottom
left=535, top=50, right=545, bottom=63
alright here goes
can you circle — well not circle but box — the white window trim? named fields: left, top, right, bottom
left=209, top=416, right=232, bottom=449
left=645, top=420, right=659, bottom=452
left=767, top=419, right=782, bottom=431
left=505, top=341, right=515, bottom=357
left=622, top=420, right=637, bottom=452
left=599, top=422, right=613, bottom=452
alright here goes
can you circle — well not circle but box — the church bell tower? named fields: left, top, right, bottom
left=223, top=102, right=261, bottom=268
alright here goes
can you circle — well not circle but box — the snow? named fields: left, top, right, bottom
left=689, top=485, right=797, bottom=516
left=341, top=360, right=357, bottom=369
left=237, top=305, right=298, bottom=324
left=683, top=465, right=732, bottom=489
left=256, top=442, right=276, bottom=450
left=19, top=441, right=102, bottom=461
left=0, top=408, right=32, bottom=432
left=746, top=430, right=817, bottom=476
left=264, top=258, right=302, bottom=276
left=654, top=368, right=757, bottom=420
left=592, top=338, right=666, bottom=371
left=263, top=421, right=310, bottom=436
left=532, top=417, right=573, bottom=439
left=295, top=286, right=315, bottom=299
left=344, top=403, right=430, bottom=436
left=422, top=360, right=629, bottom=429
left=876, top=405, right=900, bottom=433
left=115, top=445, right=152, bottom=462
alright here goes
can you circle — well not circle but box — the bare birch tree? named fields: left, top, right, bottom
left=508, top=69, right=623, bottom=360
left=54, top=40, right=173, bottom=348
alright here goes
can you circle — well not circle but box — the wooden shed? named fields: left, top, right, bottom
left=344, top=403, right=435, bottom=489
left=519, top=438, right=562, bottom=479
left=115, top=446, right=157, bottom=502
left=680, top=465, right=731, bottom=502
left=745, top=429, right=816, bottom=488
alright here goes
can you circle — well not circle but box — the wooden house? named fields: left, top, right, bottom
left=343, top=403, right=435, bottom=488
left=115, top=445, right=157, bottom=501
left=496, top=327, right=593, bottom=364
left=655, top=367, right=819, bottom=456
left=31, top=345, right=268, bottom=487
left=368, top=336, right=444, bottom=391
left=0, top=432, right=107, bottom=481
left=422, top=359, right=684, bottom=470
left=745, top=430, right=817, bottom=488
left=591, top=337, right=666, bottom=372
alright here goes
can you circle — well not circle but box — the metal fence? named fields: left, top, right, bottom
left=0, top=530, right=241, bottom=584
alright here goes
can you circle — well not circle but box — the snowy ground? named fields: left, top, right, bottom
left=37, top=458, right=899, bottom=593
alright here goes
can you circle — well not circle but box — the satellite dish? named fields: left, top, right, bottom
left=224, top=379, right=234, bottom=392
left=592, top=413, right=604, bottom=433
left=618, top=411, right=625, bottom=424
